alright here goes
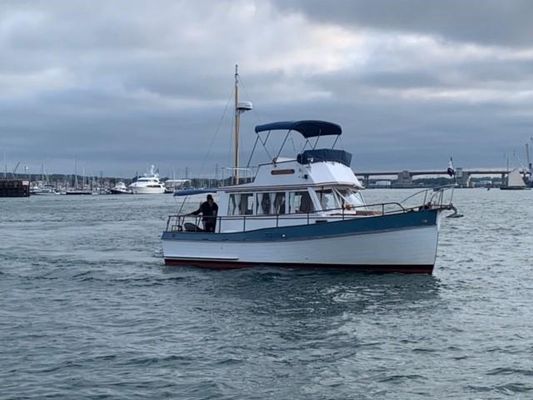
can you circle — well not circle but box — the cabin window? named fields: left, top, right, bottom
left=228, top=194, right=238, bottom=215
left=239, top=193, right=254, bottom=215
left=273, top=192, right=286, bottom=214
left=288, top=191, right=314, bottom=213
left=228, top=193, right=254, bottom=215
left=316, top=189, right=340, bottom=210
left=256, top=193, right=272, bottom=215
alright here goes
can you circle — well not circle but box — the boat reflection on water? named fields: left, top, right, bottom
left=163, top=266, right=441, bottom=318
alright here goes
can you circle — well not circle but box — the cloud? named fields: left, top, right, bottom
left=0, top=0, right=532, bottom=177
left=272, top=0, right=533, bottom=47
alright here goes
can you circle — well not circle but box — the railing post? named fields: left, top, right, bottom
left=243, top=215, right=246, bottom=232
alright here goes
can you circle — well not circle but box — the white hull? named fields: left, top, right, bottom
left=130, top=186, right=165, bottom=194
left=162, top=224, right=439, bottom=273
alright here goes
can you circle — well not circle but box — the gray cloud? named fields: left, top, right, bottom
left=272, top=0, right=533, bottom=47
left=1, top=0, right=532, bottom=178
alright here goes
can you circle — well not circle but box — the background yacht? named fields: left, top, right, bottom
left=109, top=181, right=132, bottom=194
left=129, top=165, right=166, bottom=194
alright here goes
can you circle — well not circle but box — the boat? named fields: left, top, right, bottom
left=161, top=67, right=455, bottom=274
left=164, top=179, right=190, bottom=194
left=500, top=168, right=529, bottom=190
left=65, top=189, right=93, bottom=195
left=109, top=181, right=132, bottom=194
left=30, top=183, right=59, bottom=195
left=65, top=160, right=93, bottom=195
left=30, top=165, right=59, bottom=195
left=128, top=165, right=166, bottom=194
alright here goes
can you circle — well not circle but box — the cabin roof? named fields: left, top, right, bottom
left=220, top=182, right=360, bottom=193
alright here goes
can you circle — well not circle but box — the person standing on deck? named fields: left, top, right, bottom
left=190, top=194, right=218, bottom=232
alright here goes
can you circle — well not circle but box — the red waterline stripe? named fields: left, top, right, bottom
left=164, top=259, right=434, bottom=274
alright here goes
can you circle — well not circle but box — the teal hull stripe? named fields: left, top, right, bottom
left=161, top=209, right=438, bottom=243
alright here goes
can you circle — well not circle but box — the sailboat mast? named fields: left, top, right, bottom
left=526, top=142, right=531, bottom=171
left=74, top=159, right=78, bottom=189
left=233, top=64, right=240, bottom=185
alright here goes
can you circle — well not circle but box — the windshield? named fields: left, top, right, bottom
left=335, top=188, right=366, bottom=209
left=315, top=189, right=340, bottom=210
left=314, top=187, right=366, bottom=211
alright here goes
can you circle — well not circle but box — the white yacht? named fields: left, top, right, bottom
left=161, top=67, right=455, bottom=274
left=129, top=165, right=166, bottom=194
left=109, top=181, right=132, bottom=194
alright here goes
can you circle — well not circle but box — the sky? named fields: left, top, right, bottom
left=1, top=0, right=533, bottom=178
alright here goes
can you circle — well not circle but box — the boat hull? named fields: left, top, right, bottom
left=65, top=190, right=93, bottom=195
left=161, top=210, right=441, bottom=274
left=130, top=186, right=165, bottom=194
left=109, top=189, right=132, bottom=194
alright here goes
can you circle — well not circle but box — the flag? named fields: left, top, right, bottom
left=447, top=157, right=455, bottom=177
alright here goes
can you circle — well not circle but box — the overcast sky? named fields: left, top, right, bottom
left=1, top=0, right=533, bottom=178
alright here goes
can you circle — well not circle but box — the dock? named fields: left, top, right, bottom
left=0, top=179, right=30, bottom=197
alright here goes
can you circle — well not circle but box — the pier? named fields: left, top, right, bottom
left=0, top=179, right=30, bottom=197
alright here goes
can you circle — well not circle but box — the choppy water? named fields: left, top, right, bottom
left=1, top=189, right=532, bottom=399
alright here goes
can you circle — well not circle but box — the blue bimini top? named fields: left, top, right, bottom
left=254, top=120, right=342, bottom=138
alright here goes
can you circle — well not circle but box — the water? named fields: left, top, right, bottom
left=1, top=190, right=532, bottom=399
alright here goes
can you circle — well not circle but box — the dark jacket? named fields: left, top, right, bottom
left=192, top=201, right=218, bottom=220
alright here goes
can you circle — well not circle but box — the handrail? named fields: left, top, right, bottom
left=165, top=187, right=457, bottom=234
left=401, top=185, right=455, bottom=204
left=164, top=200, right=421, bottom=233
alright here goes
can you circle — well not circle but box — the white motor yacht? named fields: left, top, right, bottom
left=129, top=165, right=166, bottom=194
left=162, top=120, right=454, bottom=274
left=161, top=67, right=455, bottom=274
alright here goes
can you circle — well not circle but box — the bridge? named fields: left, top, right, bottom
left=355, top=168, right=511, bottom=187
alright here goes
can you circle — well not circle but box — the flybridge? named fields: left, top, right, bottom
left=247, top=120, right=348, bottom=169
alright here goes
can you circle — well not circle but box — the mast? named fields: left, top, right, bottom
left=74, top=159, right=78, bottom=189
left=232, top=64, right=253, bottom=185
left=526, top=142, right=531, bottom=171
left=233, top=65, right=240, bottom=185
